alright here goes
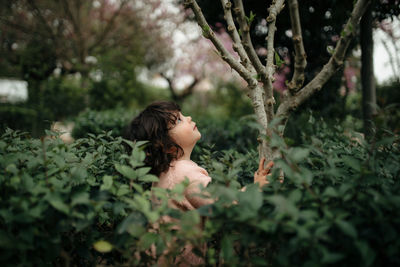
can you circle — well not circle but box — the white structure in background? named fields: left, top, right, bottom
left=374, top=17, right=400, bottom=84
left=0, top=79, right=28, bottom=103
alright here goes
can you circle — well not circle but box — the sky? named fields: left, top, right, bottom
left=373, top=17, right=400, bottom=84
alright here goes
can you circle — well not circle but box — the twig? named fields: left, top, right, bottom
left=263, top=0, right=285, bottom=123
left=287, top=0, right=307, bottom=93
left=232, top=0, right=266, bottom=79
left=220, top=0, right=254, bottom=72
left=276, top=0, right=371, bottom=125
left=185, top=0, right=258, bottom=89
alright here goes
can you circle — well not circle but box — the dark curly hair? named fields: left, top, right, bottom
left=125, top=101, right=184, bottom=176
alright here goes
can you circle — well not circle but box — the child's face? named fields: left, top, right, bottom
left=169, top=112, right=201, bottom=150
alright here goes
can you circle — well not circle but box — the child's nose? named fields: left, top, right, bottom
left=188, top=116, right=192, bottom=122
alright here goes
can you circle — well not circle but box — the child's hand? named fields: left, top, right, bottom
left=254, top=157, right=274, bottom=187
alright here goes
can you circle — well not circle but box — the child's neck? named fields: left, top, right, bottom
left=179, top=147, right=193, bottom=161
left=179, top=153, right=191, bottom=161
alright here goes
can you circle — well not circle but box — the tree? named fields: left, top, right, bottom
left=360, top=4, right=377, bottom=139
left=183, top=0, right=371, bottom=160
left=0, top=0, right=171, bottom=79
left=0, top=0, right=174, bottom=135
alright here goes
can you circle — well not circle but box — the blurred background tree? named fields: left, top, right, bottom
left=0, top=0, right=173, bottom=136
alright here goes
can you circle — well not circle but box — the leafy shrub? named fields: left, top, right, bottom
left=0, top=104, right=38, bottom=134
left=0, top=129, right=172, bottom=266
left=0, top=77, right=86, bottom=137
left=71, top=108, right=137, bottom=139
left=196, top=121, right=400, bottom=266
left=194, top=114, right=259, bottom=155
left=1, top=120, right=400, bottom=266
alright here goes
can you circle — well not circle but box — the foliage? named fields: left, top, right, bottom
left=0, top=104, right=38, bottom=135
left=194, top=115, right=258, bottom=155
left=71, top=108, right=137, bottom=139
left=196, top=121, right=400, bottom=266
left=0, top=129, right=155, bottom=266
left=1, top=77, right=86, bottom=136
left=375, top=81, right=400, bottom=134
left=1, top=120, right=400, bottom=266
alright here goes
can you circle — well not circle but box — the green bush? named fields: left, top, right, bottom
left=1, top=121, right=399, bottom=266
left=196, top=122, right=400, bottom=266
left=71, top=108, right=138, bottom=139
left=0, top=104, right=38, bottom=134
left=194, top=114, right=259, bottom=155
left=0, top=129, right=182, bottom=266
left=0, top=77, right=86, bottom=137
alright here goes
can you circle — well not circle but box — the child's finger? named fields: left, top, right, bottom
left=264, top=161, right=274, bottom=172
left=258, top=157, right=266, bottom=172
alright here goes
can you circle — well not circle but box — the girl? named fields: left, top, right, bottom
left=125, top=101, right=273, bottom=265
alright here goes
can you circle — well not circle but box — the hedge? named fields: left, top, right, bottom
left=1, top=122, right=399, bottom=266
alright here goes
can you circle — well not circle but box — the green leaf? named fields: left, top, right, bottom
left=342, top=156, right=361, bottom=171
left=245, top=10, right=256, bottom=26
left=239, top=184, right=262, bottom=211
left=274, top=51, right=285, bottom=68
left=321, top=247, right=345, bottom=264
left=139, top=232, right=158, bottom=250
left=115, top=164, right=136, bottom=180
left=267, top=195, right=299, bottom=219
left=138, top=174, right=159, bottom=183
left=6, top=164, right=18, bottom=175
left=323, top=187, right=338, bottom=197
left=288, top=189, right=302, bottom=204
left=71, top=192, right=90, bottom=206
left=100, top=175, right=113, bottom=191
left=336, top=220, right=357, bottom=238
left=290, top=147, right=309, bottom=162
left=136, top=167, right=151, bottom=177
left=220, top=235, right=234, bottom=260
left=93, top=240, right=113, bottom=253
left=355, top=240, right=376, bottom=266
left=326, top=45, right=335, bottom=55
left=116, top=184, right=130, bottom=197
left=48, top=194, right=70, bottom=214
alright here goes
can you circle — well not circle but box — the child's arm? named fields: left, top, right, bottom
left=185, top=181, right=214, bottom=208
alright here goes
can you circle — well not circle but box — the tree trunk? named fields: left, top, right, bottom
left=360, top=4, right=377, bottom=139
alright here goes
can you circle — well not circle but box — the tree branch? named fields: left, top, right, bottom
left=232, top=0, right=266, bottom=79
left=263, top=0, right=285, bottom=123
left=287, top=0, right=307, bottom=93
left=161, top=73, right=198, bottom=102
left=27, top=0, right=57, bottom=41
left=185, top=0, right=258, bottom=89
left=219, top=0, right=254, bottom=72
left=277, top=0, right=371, bottom=124
left=88, top=0, right=129, bottom=54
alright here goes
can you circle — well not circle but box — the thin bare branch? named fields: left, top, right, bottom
left=263, top=0, right=285, bottom=123
left=88, top=0, right=129, bottom=54
left=220, top=0, right=254, bottom=71
left=232, top=0, right=266, bottom=79
left=277, top=0, right=371, bottom=124
left=59, top=0, right=81, bottom=60
left=27, top=0, right=56, bottom=41
left=287, top=0, right=307, bottom=93
left=185, top=0, right=258, bottom=89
